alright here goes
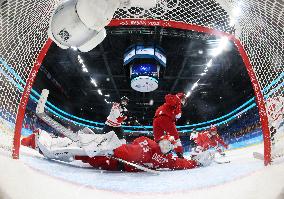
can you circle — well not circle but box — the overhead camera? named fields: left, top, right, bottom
left=48, top=0, right=157, bottom=52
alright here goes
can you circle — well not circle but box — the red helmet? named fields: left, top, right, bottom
left=210, top=125, right=217, bottom=135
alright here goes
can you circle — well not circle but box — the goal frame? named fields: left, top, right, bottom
left=12, top=19, right=271, bottom=165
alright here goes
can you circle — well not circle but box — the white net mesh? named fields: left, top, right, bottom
left=267, top=96, right=284, bottom=158
left=0, top=0, right=283, bottom=161
left=0, top=0, right=60, bottom=155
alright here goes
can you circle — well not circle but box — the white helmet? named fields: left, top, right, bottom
left=158, top=135, right=176, bottom=154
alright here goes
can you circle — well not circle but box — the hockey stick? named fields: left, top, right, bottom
left=253, top=152, right=264, bottom=160
left=252, top=152, right=279, bottom=160
left=111, top=157, right=160, bottom=175
left=36, top=89, right=79, bottom=141
left=252, top=151, right=284, bottom=161
left=214, top=159, right=231, bottom=164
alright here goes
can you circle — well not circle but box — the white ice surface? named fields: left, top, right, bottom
left=0, top=143, right=284, bottom=199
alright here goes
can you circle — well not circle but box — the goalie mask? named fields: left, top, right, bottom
left=158, top=135, right=176, bottom=154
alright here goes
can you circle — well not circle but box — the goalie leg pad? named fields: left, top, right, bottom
left=38, top=130, right=75, bottom=149
left=38, top=140, right=86, bottom=162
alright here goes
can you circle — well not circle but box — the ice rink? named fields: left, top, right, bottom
left=1, top=141, right=284, bottom=199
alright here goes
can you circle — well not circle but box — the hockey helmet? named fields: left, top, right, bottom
left=120, top=96, right=129, bottom=105
left=210, top=125, right=217, bottom=135
left=158, top=135, right=176, bottom=154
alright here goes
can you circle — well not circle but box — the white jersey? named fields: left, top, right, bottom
left=105, top=103, right=127, bottom=127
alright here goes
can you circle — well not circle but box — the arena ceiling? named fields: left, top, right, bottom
left=34, top=26, right=255, bottom=126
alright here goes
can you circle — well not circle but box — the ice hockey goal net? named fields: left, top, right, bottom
left=0, top=0, right=283, bottom=165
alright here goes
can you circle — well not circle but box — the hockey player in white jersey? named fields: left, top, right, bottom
left=102, top=96, right=129, bottom=143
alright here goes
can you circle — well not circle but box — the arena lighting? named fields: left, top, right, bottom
left=229, top=19, right=236, bottom=27
left=219, top=37, right=229, bottom=48
left=78, top=55, right=83, bottom=63
left=207, top=59, right=213, bottom=67
left=104, top=94, right=110, bottom=97
left=191, top=80, right=200, bottom=90
left=149, top=99, right=154, bottom=106
left=229, top=9, right=241, bottom=26
left=97, top=89, right=102, bottom=95
left=211, top=36, right=229, bottom=57
left=201, top=73, right=206, bottom=76
left=191, top=83, right=197, bottom=90
left=186, top=91, right=191, bottom=98
left=90, top=78, right=97, bottom=87
left=229, top=5, right=241, bottom=26
left=232, top=6, right=241, bottom=17
left=78, top=55, right=89, bottom=72
left=104, top=98, right=112, bottom=104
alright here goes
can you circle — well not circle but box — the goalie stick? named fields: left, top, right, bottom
left=111, top=157, right=160, bottom=174
left=36, top=89, right=79, bottom=142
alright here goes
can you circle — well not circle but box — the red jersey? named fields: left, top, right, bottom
left=76, top=137, right=198, bottom=172
left=193, top=131, right=228, bottom=150
left=154, top=94, right=182, bottom=121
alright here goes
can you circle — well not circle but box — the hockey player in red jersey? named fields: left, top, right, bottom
left=190, top=125, right=228, bottom=156
left=153, top=92, right=186, bottom=158
left=102, top=96, right=129, bottom=143
left=75, top=135, right=214, bottom=172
